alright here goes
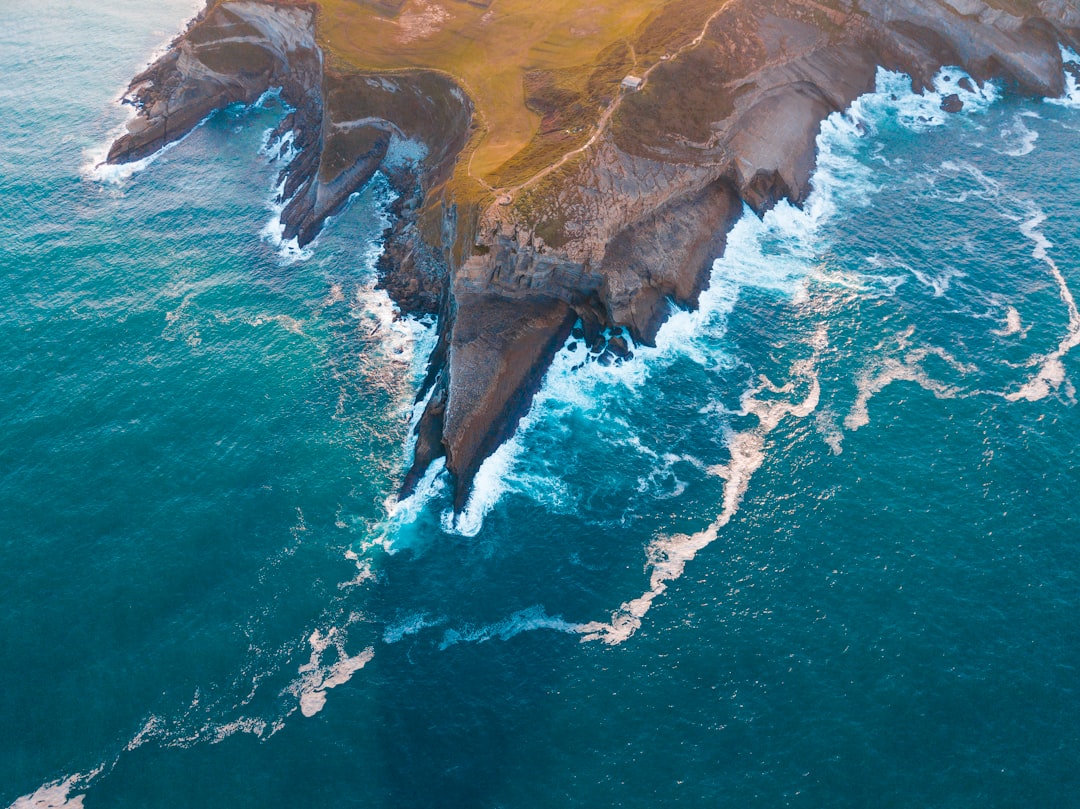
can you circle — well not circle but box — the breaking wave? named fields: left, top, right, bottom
left=568, top=62, right=1078, bottom=644
left=1047, top=47, right=1080, bottom=108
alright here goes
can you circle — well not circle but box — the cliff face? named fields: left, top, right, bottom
left=109, top=0, right=472, bottom=281
left=108, top=2, right=323, bottom=166
left=106, top=0, right=1080, bottom=510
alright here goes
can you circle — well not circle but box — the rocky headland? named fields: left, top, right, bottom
left=106, top=0, right=1080, bottom=510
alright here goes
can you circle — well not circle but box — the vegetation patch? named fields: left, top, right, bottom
left=310, top=0, right=673, bottom=189
left=487, top=40, right=631, bottom=188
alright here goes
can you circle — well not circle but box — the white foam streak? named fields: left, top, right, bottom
left=998, top=113, right=1039, bottom=156
left=992, top=306, right=1024, bottom=338
left=8, top=767, right=103, bottom=809
left=580, top=329, right=826, bottom=645
left=1006, top=207, right=1080, bottom=401
left=293, top=626, right=374, bottom=717
left=439, top=605, right=584, bottom=650
left=908, top=264, right=965, bottom=297
left=384, top=613, right=445, bottom=643
left=815, top=407, right=845, bottom=455
left=845, top=352, right=962, bottom=431
left=8, top=779, right=84, bottom=809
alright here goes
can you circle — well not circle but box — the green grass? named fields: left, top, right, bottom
left=310, top=0, right=679, bottom=191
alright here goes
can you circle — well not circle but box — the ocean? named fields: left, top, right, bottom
left=3, top=2, right=1079, bottom=806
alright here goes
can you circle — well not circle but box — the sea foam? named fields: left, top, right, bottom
left=580, top=328, right=827, bottom=644
left=1047, top=47, right=1080, bottom=108
left=7, top=767, right=103, bottom=809
left=438, top=605, right=585, bottom=650
left=293, top=624, right=374, bottom=718
left=1006, top=204, right=1080, bottom=402
left=573, top=64, right=1005, bottom=644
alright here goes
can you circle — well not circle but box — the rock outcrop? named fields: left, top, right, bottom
left=109, top=1, right=323, bottom=166
left=106, top=0, right=1080, bottom=510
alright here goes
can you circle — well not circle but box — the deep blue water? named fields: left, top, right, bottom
left=3, top=3, right=1080, bottom=807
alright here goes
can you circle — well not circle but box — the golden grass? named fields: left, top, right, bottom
left=312, top=0, right=676, bottom=186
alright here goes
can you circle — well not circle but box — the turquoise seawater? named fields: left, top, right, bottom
left=3, top=2, right=1080, bottom=806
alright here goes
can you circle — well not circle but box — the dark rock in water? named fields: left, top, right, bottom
left=959, top=76, right=975, bottom=93
left=941, top=93, right=964, bottom=113
left=567, top=341, right=578, bottom=352
left=1066, top=62, right=1080, bottom=83
left=608, top=335, right=631, bottom=359
left=588, top=334, right=606, bottom=354
left=597, top=350, right=615, bottom=367
left=571, top=326, right=585, bottom=340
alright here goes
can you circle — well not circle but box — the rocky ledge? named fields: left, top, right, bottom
left=107, top=0, right=1080, bottom=511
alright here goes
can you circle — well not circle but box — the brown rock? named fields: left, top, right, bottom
left=437, top=293, right=576, bottom=510
left=607, top=335, right=631, bottom=359
left=941, top=93, right=964, bottom=112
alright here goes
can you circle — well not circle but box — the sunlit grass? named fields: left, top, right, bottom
left=312, top=0, right=718, bottom=190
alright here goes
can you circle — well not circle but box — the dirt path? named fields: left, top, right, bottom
left=485, top=4, right=727, bottom=200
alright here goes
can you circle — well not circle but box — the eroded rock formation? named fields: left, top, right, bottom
left=107, top=0, right=1080, bottom=509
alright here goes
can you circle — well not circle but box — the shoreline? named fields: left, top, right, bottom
left=101, top=0, right=1080, bottom=509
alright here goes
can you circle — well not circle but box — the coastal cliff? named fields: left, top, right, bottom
left=106, top=0, right=1080, bottom=510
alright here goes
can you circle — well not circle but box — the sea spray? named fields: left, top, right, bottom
left=1047, top=46, right=1080, bottom=109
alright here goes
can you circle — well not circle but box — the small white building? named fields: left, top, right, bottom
left=621, top=75, right=644, bottom=91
